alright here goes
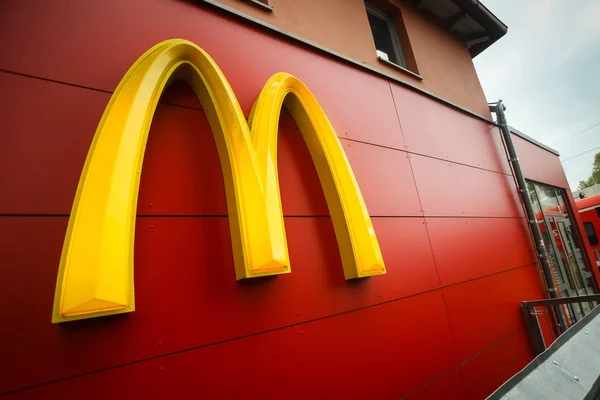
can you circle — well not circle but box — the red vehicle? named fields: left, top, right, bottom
left=577, top=193, right=600, bottom=267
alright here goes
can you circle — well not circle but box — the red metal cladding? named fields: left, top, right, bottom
left=0, top=215, right=440, bottom=393
left=0, top=217, right=70, bottom=393
left=290, top=65, right=405, bottom=151
left=274, top=125, right=423, bottom=218
left=0, top=0, right=405, bottom=150
left=0, top=72, right=107, bottom=214
left=410, top=154, right=524, bottom=218
left=0, top=72, right=413, bottom=218
left=371, top=217, right=441, bottom=297
left=460, top=329, right=534, bottom=400
left=137, top=103, right=228, bottom=216
left=276, top=124, right=330, bottom=216
left=3, top=291, right=456, bottom=400
left=443, top=265, right=545, bottom=361
left=138, top=98, right=334, bottom=218
left=140, top=103, right=422, bottom=218
left=512, top=135, right=569, bottom=189
left=340, top=139, right=422, bottom=217
left=426, top=217, right=536, bottom=286
left=158, top=80, right=204, bottom=110
left=390, top=83, right=511, bottom=174
left=402, top=368, right=467, bottom=400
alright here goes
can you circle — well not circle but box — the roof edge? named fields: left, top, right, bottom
left=449, top=0, right=508, bottom=57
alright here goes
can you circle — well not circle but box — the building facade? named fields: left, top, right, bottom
left=1, top=0, right=598, bottom=398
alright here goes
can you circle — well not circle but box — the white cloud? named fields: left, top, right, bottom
left=475, top=0, right=600, bottom=189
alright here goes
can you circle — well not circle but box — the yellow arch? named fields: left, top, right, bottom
left=53, top=39, right=385, bottom=323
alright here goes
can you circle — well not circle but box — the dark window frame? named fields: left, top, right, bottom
left=366, top=4, right=405, bottom=68
left=584, top=222, right=599, bottom=246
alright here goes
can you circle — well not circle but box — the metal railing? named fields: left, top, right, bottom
left=521, top=294, right=600, bottom=355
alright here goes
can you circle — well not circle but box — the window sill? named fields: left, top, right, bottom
left=242, top=0, right=273, bottom=12
left=377, top=56, right=422, bottom=81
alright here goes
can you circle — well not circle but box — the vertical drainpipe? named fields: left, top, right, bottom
left=490, top=100, right=567, bottom=332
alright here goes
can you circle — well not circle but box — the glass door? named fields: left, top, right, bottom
left=527, top=183, right=574, bottom=297
left=526, top=181, right=598, bottom=324
left=554, top=217, right=593, bottom=294
left=541, top=216, right=574, bottom=296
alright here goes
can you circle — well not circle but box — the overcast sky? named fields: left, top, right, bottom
left=473, top=0, right=600, bottom=190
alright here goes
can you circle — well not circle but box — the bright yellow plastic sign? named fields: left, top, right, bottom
left=53, top=39, right=385, bottom=323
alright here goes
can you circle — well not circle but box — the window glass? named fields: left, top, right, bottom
left=556, top=190, right=567, bottom=216
left=585, top=222, right=599, bottom=246
left=536, top=186, right=561, bottom=213
left=366, top=5, right=404, bottom=66
left=527, top=183, right=567, bottom=287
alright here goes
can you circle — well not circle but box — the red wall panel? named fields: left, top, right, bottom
left=341, top=140, right=422, bottom=217
left=4, top=289, right=456, bottom=399
left=141, top=104, right=424, bottom=218
left=0, top=0, right=405, bottom=151
left=0, top=72, right=105, bottom=214
left=402, top=368, right=467, bottom=400
left=391, top=84, right=510, bottom=174
left=371, top=217, right=441, bottom=297
left=0, top=214, right=441, bottom=393
left=138, top=103, right=228, bottom=216
left=443, top=265, right=544, bottom=361
left=426, top=217, right=536, bottom=286
left=410, top=154, right=524, bottom=218
left=460, top=329, right=534, bottom=400
left=277, top=122, right=330, bottom=216
left=139, top=99, right=333, bottom=217
left=139, top=94, right=424, bottom=218
left=0, top=72, right=419, bottom=219
left=512, top=135, right=569, bottom=189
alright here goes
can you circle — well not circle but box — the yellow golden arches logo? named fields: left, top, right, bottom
left=52, top=39, right=386, bottom=323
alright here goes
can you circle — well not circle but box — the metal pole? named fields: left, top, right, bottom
left=490, top=100, right=568, bottom=332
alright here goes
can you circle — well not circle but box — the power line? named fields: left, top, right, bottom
left=551, top=121, right=600, bottom=146
left=561, top=145, right=600, bottom=163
